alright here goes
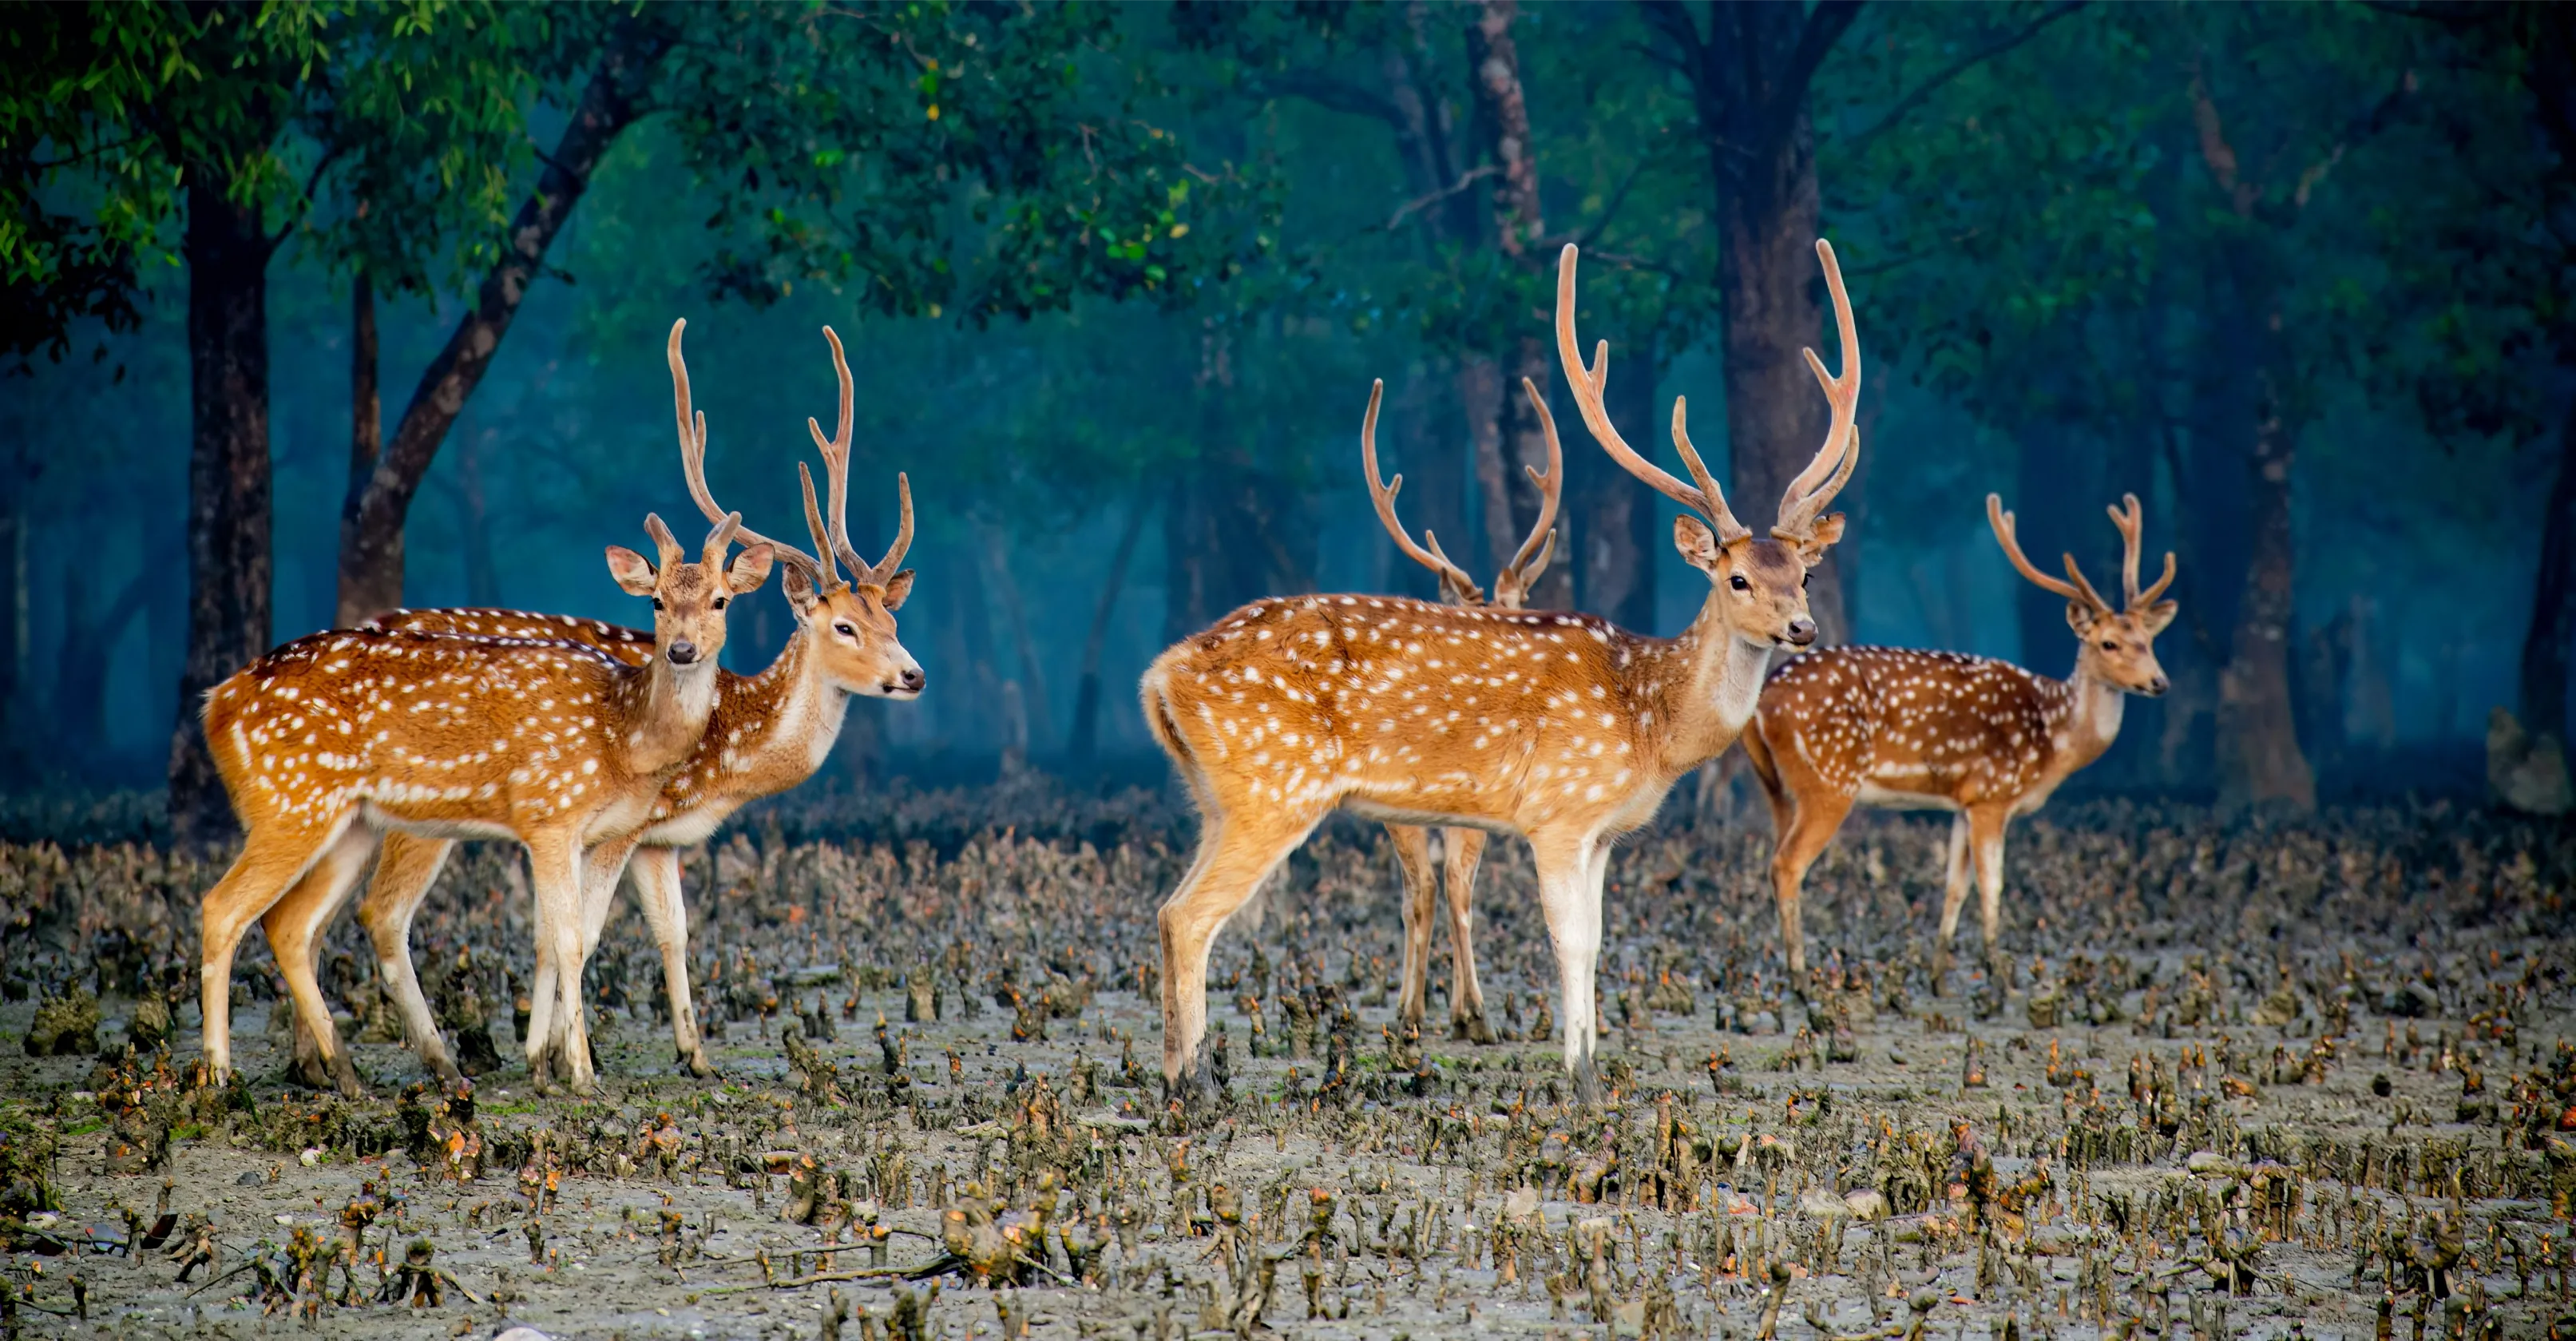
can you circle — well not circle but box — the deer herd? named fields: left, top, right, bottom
left=193, top=239, right=2178, bottom=1107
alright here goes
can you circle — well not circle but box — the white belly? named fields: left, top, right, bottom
left=1853, top=781, right=1960, bottom=813
left=1338, top=797, right=1521, bottom=838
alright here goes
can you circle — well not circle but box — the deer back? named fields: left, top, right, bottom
left=1752, top=647, right=2089, bottom=808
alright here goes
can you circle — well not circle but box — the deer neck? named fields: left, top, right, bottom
left=720, top=626, right=854, bottom=784
left=2052, top=660, right=2127, bottom=773
left=1653, top=595, right=1777, bottom=772
left=616, top=657, right=723, bottom=775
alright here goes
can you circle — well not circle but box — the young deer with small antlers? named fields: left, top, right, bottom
left=1741, top=493, right=2177, bottom=982
left=1139, top=240, right=1862, bottom=1101
left=1359, top=375, right=1560, bottom=1045
left=199, top=500, right=774, bottom=1096
left=266, top=322, right=920, bottom=1086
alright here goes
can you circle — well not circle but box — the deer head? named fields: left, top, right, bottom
left=1557, top=240, right=1860, bottom=649
left=603, top=511, right=774, bottom=671
left=671, top=319, right=923, bottom=700
left=1987, top=491, right=2178, bottom=696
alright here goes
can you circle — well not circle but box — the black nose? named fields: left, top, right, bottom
left=1785, top=619, right=1817, bottom=647
left=898, top=668, right=925, bottom=692
left=2148, top=675, right=2170, bottom=696
left=668, top=641, right=699, bottom=665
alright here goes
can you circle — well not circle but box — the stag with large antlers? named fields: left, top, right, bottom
left=1139, top=240, right=1862, bottom=1101
left=199, top=413, right=776, bottom=1094
left=262, top=322, right=921, bottom=1087
left=1742, top=493, right=2177, bottom=982
left=1360, top=375, right=1560, bottom=1044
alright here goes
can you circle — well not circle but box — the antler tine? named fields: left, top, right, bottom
left=1774, top=239, right=1863, bottom=540
left=1495, top=376, right=1564, bottom=597
left=644, top=514, right=684, bottom=569
left=2058, top=552, right=2114, bottom=613
left=806, top=327, right=866, bottom=581
left=1557, top=244, right=1751, bottom=543
left=668, top=319, right=826, bottom=579
left=698, top=510, right=743, bottom=567
left=1986, top=494, right=2096, bottom=608
left=2107, top=493, right=2177, bottom=607
left=796, top=462, right=842, bottom=586
left=1361, top=379, right=1484, bottom=602
left=862, top=473, right=914, bottom=585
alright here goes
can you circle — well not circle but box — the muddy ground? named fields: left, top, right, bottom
left=2, top=789, right=2572, bottom=1340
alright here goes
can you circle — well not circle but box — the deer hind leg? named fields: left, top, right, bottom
left=1932, top=814, right=1972, bottom=990
left=1441, top=828, right=1496, bottom=1044
left=627, top=847, right=711, bottom=1077
left=1387, top=824, right=1437, bottom=1030
left=261, top=823, right=381, bottom=1097
left=1532, top=834, right=1608, bottom=1106
left=199, top=813, right=353, bottom=1085
left=356, top=833, right=460, bottom=1082
left=1156, top=805, right=1326, bottom=1097
left=1768, top=788, right=1856, bottom=985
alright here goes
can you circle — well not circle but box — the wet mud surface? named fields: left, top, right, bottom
left=2, top=792, right=2572, bottom=1339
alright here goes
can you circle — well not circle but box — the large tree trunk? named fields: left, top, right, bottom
left=1069, top=501, right=1148, bottom=768
left=336, top=271, right=380, bottom=626
left=456, top=429, right=500, bottom=606
left=1717, top=143, right=1847, bottom=641
left=1568, top=322, right=1659, bottom=628
left=2214, top=368, right=2316, bottom=812
left=53, top=555, right=156, bottom=752
left=335, top=22, right=664, bottom=624
left=2519, top=405, right=2576, bottom=741
left=168, top=178, right=279, bottom=846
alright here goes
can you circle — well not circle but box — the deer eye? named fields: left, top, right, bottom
left=834, top=621, right=858, bottom=639
left=1729, top=574, right=1750, bottom=591
left=712, top=597, right=727, bottom=610
left=2100, top=639, right=2118, bottom=651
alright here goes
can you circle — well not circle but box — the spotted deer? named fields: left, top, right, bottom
left=1741, top=492, right=2177, bottom=982
left=1358, top=375, right=1560, bottom=1045
left=265, top=321, right=920, bottom=1085
left=198, top=498, right=774, bottom=1096
left=1139, top=240, right=1862, bottom=1101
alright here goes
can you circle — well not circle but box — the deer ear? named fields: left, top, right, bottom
left=879, top=569, right=915, bottom=611
left=1673, top=515, right=1722, bottom=573
left=1797, top=513, right=1847, bottom=564
left=781, top=562, right=822, bottom=616
left=2138, top=600, right=2178, bottom=636
left=605, top=546, right=659, bottom=597
left=2063, top=600, right=2098, bottom=636
left=727, top=543, right=775, bottom=595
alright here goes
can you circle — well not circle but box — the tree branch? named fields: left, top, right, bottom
left=1757, top=0, right=1864, bottom=160
left=1842, top=2, right=2089, bottom=154
left=2187, top=69, right=2257, bottom=218
left=1242, top=68, right=1407, bottom=129
left=1380, top=164, right=1500, bottom=234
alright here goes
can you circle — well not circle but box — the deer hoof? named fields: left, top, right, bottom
left=682, top=1046, right=714, bottom=1079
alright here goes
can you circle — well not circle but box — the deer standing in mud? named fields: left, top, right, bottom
left=198, top=480, right=773, bottom=1095
left=1139, top=240, right=1865, bottom=1103
left=1741, top=492, right=2177, bottom=984
left=268, top=321, right=921, bottom=1086
left=1358, top=376, right=1560, bottom=1045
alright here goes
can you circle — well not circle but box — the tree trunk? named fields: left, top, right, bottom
left=1462, top=354, right=1515, bottom=575
left=1070, top=501, right=1149, bottom=768
left=2519, top=405, right=2576, bottom=741
left=335, top=270, right=380, bottom=626
left=168, top=177, right=279, bottom=846
left=54, top=553, right=156, bottom=753
left=2214, top=369, right=2316, bottom=812
left=1568, top=322, right=1659, bottom=628
left=335, top=21, right=664, bottom=623
left=1462, top=0, right=1563, bottom=603
left=978, top=524, right=1056, bottom=753
left=0, top=495, right=23, bottom=753
left=1717, top=140, right=1846, bottom=641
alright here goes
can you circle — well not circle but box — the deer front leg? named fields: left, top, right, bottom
left=1533, top=836, right=1606, bottom=1107
left=627, top=847, right=711, bottom=1077
left=1969, top=807, right=2011, bottom=980
left=1387, top=824, right=1437, bottom=1030
left=541, top=836, right=643, bottom=1085
left=358, top=834, right=461, bottom=1082
left=200, top=819, right=351, bottom=1085
left=1441, top=827, right=1496, bottom=1044
left=521, top=834, right=592, bottom=1095
left=1932, top=814, right=1972, bottom=993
